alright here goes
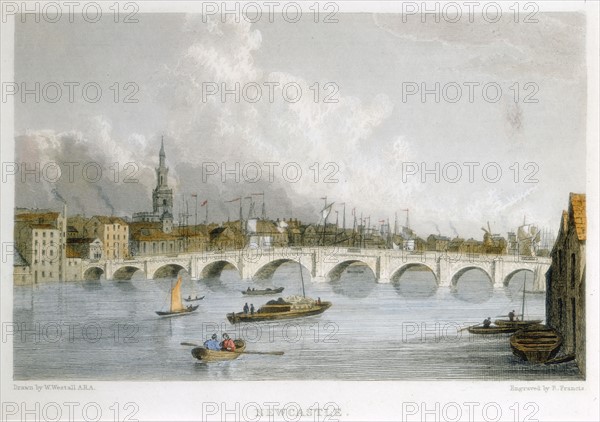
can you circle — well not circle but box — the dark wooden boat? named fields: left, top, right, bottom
left=467, top=325, right=518, bottom=334
left=510, top=325, right=562, bottom=363
left=156, top=276, right=199, bottom=317
left=544, top=354, right=575, bottom=365
left=494, top=319, right=543, bottom=328
left=242, top=287, right=284, bottom=296
left=227, top=301, right=332, bottom=323
left=191, top=340, right=246, bottom=362
left=184, top=295, right=205, bottom=302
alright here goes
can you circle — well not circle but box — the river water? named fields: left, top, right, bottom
left=13, top=263, right=581, bottom=380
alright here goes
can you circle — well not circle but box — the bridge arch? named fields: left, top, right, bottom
left=327, top=260, right=376, bottom=282
left=450, top=265, right=493, bottom=286
left=83, top=266, right=104, bottom=281
left=253, top=259, right=311, bottom=281
left=503, top=268, right=535, bottom=287
left=390, top=263, right=438, bottom=284
left=113, top=266, right=145, bottom=281
left=152, top=264, right=187, bottom=279
left=199, top=260, right=241, bottom=279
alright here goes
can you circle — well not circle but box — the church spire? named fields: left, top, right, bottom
left=159, top=136, right=166, bottom=167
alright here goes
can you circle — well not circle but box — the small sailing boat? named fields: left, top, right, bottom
left=495, top=272, right=542, bottom=328
left=156, top=276, right=199, bottom=317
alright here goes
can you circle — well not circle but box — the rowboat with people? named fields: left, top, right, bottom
left=496, top=272, right=543, bottom=328
left=467, top=324, right=519, bottom=334
left=191, top=340, right=246, bottom=362
left=242, top=287, right=284, bottom=296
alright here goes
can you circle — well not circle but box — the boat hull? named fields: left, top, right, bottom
left=156, top=305, right=199, bottom=317
left=191, top=340, right=246, bottom=362
left=467, top=325, right=518, bottom=334
left=242, top=287, right=284, bottom=296
left=184, top=296, right=205, bottom=302
left=510, top=326, right=562, bottom=363
left=495, top=319, right=543, bottom=328
left=227, top=302, right=332, bottom=323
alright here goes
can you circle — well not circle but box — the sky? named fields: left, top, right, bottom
left=13, top=11, right=587, bottom=239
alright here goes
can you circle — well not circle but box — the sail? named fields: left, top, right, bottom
left=170, top=276, right=185, bottom=312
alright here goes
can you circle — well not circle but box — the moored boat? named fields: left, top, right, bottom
left=467, top=325, right=518, bottom=334
left=156, top=276, right=199, bottom=317
left=510, top=325, right=562, bottom=363
left=242, top=287, right=284, bottom=296
left=184, top=295, right=205, bottom=302
left=191, top=340, right=246, bottom=362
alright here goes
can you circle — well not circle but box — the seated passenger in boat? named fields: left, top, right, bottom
left=483, top=317, right=491, bottom=328
left=221, top=333, right=236, bottom=352
left=204, top=334, right=220, bottom=351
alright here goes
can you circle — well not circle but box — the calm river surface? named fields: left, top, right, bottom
left=13, top=264, right=580, bottom=380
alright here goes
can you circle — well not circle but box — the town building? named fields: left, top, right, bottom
left=14, top=209, right=67, bottom=283
left=83, top=216, right=129, bottom=259
left=546, top=193, right=586, bottom=376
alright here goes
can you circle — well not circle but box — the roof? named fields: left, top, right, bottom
left=15, top=212, right=60, bottom=222
left=30, top=224, right=56, bottom=230
left=90, top=216, right=128, bottom=226
left=569, top=193, right=586, bottom=241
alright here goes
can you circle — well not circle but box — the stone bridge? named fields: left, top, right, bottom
left=80, top=247, right=550, bottom=291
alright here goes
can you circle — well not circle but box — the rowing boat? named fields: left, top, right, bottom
left=191, top=340, right=246, bottom=362
left=467, top=325, right=518, bottom=334
left=494, top=319, right=543, bottom=329
left=242, top=287, right=284, bottom=296
left=510, top=325, right=562, bottom=363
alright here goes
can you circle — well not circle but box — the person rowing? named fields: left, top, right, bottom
left=483, top=317, right=492, bottom=328
left=203, top=334, right=220, bottom=351
left=221, top=333, right=236, bottom=352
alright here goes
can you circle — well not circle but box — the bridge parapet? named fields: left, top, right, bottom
left=79, top=248, right=550, bottom=289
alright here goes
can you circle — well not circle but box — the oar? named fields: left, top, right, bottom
left=180, top=342, right=284, bottom=355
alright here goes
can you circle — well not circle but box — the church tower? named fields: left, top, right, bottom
left=152, top=137, right=174, bottom=228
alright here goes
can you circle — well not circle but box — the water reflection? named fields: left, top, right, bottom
left=393, top=268, right=438, bottom=298
left=452, top=269, right=493, bottom=303
left=330, top=265, right=376, bottom=298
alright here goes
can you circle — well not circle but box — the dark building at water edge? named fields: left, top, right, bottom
left=546, top=193, right=586, bottom=376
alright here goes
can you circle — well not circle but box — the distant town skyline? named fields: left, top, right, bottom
left=12, top=12, right=587, bottom=239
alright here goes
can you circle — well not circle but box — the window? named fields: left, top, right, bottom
left=35, top=232, right=38, bottom=236
left=50, top=250, right=54, bottom=257
left=570, top=253, right=576, bottom=289
left=42, top=271, right=45, bottom=277
left=49, top=272, right=52, bottom=277
left=50, top=232, right=54, bottom=237
left=558, top=249, right=563, bottom=275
